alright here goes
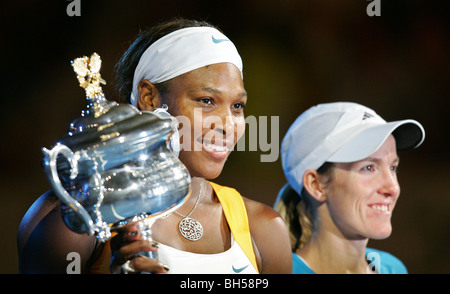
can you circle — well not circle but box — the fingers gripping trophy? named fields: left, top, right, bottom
left=41, top=53, right=191, bottom=265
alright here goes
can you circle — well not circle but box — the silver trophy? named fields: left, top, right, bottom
left=41, top=53, right=191, bottom=260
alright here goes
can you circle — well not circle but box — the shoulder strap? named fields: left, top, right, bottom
left=209, top=181, right=259, bottom=273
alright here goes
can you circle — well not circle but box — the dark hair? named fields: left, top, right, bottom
left=113, top=18, right=218, bottom=104
left=275, top=162, right=334, bottom=252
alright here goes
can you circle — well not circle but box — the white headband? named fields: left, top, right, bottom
left=130, top=27, right=243, bottom=106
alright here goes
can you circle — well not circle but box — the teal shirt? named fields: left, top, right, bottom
left=292, top=248, right=408, bottom=274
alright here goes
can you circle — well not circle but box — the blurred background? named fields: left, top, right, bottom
left=1, top=0, right=448, bottom=273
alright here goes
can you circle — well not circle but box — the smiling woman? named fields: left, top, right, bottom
left=137, top=63, right=247, bottom=179
left=17, top=17, right=292, bottom=274
left=274, top=102, right=425, bottom=274
left=110, top=19, right=293, bottom=273
left=323, top=135, right=400, bottom=240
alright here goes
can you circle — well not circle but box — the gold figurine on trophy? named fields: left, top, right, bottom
left=71, top=52, right=106, bottom=98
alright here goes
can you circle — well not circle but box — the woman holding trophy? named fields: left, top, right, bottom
left=17, top=18, right=292, bottom=274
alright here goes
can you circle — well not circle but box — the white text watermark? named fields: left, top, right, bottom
left=66, top=0, right=81, bottom=17
left=366, top=0, right=381, bottom=17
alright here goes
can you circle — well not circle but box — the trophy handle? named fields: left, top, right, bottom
left=42, top=144, right=96, bottom=236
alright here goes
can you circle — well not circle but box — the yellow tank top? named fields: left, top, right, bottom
left=89, top=181, right=258, bottom=274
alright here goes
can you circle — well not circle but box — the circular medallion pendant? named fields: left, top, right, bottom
left=178, top=217, right=203, bottom=241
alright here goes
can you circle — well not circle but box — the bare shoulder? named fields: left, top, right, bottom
left=242, top=197, right=292, bottom=274
left=18, top=190, right=98, bottom=273
left=17, top=190, right=60, bottom=252
left=243, top=197, right=283, bottom=221
left=242, top=197, right=288, bottom=238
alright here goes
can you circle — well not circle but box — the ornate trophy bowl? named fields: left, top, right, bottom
left=41, top=53, right=191, bottom=243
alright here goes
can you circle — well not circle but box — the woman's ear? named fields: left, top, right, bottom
left=137, top=80, right=161, bottom=110
left=302, top=170, right=327, bottom=202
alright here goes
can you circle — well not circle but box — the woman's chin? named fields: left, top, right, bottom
left=180, top=155, right=226, bottom=180
left=368, top=225, right=393, bottom=240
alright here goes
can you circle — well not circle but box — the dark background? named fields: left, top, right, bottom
left=1, top=0, right=448, bottom=273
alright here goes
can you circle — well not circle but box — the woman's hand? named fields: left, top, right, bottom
left=109, top=224, right=169, bottom=274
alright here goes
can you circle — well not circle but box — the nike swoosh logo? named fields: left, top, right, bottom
left=212, top=35, right=230, bottom=44
left=232, top=264, right=249, bottom=273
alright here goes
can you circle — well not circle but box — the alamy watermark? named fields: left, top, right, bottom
left=66, top=1, right=382, bottom=19
left=366, top=251, right=381, bottom=273
left=173, top=109, right=280, bottom=163
left=66, top=0, right=81, bottom=17
left=66, top=252, right=81, bottom=274
left=366, top=0, right=381, bottom=17
left=65, top=251, right=382, bottom=273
